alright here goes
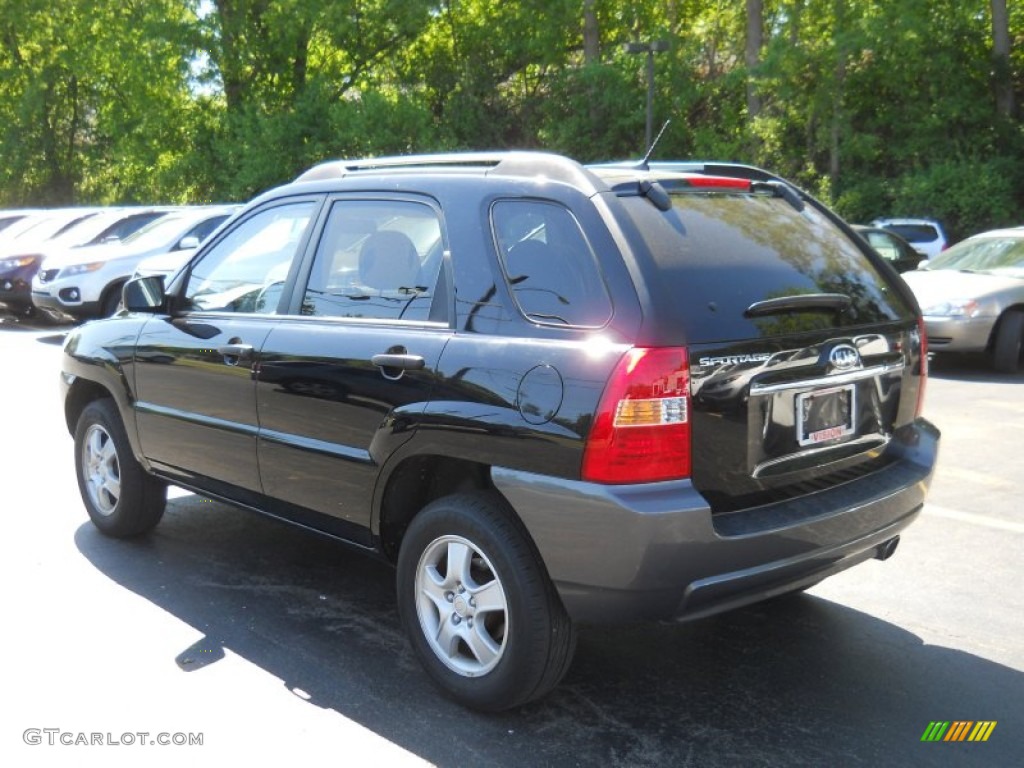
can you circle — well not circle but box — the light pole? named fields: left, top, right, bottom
left=624, top=40, right=670, bottom=150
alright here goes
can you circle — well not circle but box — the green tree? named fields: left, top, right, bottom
left=0, top=0, right=197, bottom=204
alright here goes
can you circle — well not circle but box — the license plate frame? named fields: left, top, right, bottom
left=795, top=384, right=856, bottom=447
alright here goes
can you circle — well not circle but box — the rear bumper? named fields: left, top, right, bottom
left=494, top=419, right=939, bottom=623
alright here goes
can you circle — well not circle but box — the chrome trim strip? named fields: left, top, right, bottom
left=749, top=361, right=905, bottom=396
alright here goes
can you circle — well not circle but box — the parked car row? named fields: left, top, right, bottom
left=0, top=204, right=238, bottom=322
left=871, top=217, right=949, bottom=259
left=851, top=218, right=1024, bottom=373
left=902, top=226, right=1024, bottom=373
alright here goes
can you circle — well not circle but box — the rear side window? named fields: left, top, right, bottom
left=492, top=200, right=612, bottom=328
left=620, top=193, right=913, bottom=342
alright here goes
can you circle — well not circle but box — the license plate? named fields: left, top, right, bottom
left=796, top=384, right=856, bottom=446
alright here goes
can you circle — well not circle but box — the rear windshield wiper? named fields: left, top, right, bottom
left=745, top=293, right=852, bottom=317
left=750, top=180, right=805, bottom=212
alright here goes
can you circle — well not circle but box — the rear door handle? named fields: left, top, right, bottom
left=218, top=343, right=254, bottom=365
left=371, top=353, right=426, bottom=371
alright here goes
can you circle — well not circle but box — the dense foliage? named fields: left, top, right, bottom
left=0, top=0, right=1020, bottom=240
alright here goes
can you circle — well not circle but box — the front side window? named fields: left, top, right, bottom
left=492, top=200, right=612, bottom=328
left=301, top=199, right=444, bottom=322
left=181, top=214, right=231, bottom=248
left=184, top=202, right=316, bottom=313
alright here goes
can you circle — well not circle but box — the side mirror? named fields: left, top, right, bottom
left=178, top=236, right=200, bottom=250
left=123, top=275, right=166, bottom=312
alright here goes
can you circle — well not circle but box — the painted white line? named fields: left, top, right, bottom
left=926, top=504, right=1024, bottom=534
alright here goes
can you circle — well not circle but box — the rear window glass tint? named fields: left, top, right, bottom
left=620, top=193, right=912, bottom=342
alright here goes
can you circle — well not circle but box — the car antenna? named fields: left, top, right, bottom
left=638, top=120, right=671, bottom=171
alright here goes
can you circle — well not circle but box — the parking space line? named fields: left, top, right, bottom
left=926, top=504, right=1024, bottom=534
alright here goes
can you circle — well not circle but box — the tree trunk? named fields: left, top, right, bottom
left=829, top=0, right=847, bottom=195
left=991, top=0, right=1014, bottom=118
left=212, top=0, right=246, bottom=115
left=745, top=0, right=763, bottom=120
left=583, top=0, right=599, bottom=64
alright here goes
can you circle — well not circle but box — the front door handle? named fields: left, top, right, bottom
left=371, top=353, right=426, bottom=371
left=218, top=343, right=253, bottom=366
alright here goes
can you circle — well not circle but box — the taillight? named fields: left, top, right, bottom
left=915, top=316, right=928, bottom=416
left=581, top=347, right=691, bottom=484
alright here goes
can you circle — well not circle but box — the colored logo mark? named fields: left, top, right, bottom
left=921, top=721, right=997, bottom=742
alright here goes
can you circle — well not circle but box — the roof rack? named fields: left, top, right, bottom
left=294, top=151, right=609, bottom=195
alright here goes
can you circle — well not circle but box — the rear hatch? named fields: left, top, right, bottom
left=610, top=175, right=925, bottom=513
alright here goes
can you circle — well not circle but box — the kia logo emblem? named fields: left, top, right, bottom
left=829, top=344, right=861, bottom=371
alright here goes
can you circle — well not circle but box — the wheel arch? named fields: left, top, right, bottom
left=988, top=303, right=1024, bottom=349
left=375, top=453, right=494, bottom=561
left=64, top=377, right=115, bottom=436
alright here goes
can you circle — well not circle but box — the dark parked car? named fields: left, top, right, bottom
left=61, top=153, right=938, bottom=711
left=852, top=225, right=925, bottom=273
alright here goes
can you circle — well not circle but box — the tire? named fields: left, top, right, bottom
left=992, top=310, right=1024, bottom=374
left=74, top=399, right=166, bottom=538
left=396, top=492, right=576, bottom=711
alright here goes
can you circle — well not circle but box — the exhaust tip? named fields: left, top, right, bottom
left=875, top=536, right=900, bottom=561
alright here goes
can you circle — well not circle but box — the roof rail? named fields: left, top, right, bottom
left=295, top=151, right=608, bottom=195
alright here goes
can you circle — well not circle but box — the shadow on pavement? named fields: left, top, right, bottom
left=0, top=311, right=72, bottom=344
left=928, top=351, right=1022, bottom=383
left=76, top=495, right=1019, bottom=768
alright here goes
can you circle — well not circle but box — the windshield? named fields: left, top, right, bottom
left=924, top=235, right=1024, bottom=276
left=48, top=211, right=131, bottom=247
left=9, top=212, right=97, bottom=244
left=122, top=212, right=201, bottom=248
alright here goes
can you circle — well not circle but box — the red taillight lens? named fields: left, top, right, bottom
left=915, top=316, right=928, bottom=417
left=582, top=347, right=691, bottom=484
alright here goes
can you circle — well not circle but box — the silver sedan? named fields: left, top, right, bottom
left=901, top=227, right=1024, bottom=373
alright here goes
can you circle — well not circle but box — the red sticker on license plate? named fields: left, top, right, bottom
left=796, top=384, right=856, bottom=447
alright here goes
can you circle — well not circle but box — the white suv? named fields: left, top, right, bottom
left=871, top=217, right=949, bottom=260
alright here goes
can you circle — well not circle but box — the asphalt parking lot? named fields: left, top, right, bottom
left=2, top=313, right=1021, bottom=768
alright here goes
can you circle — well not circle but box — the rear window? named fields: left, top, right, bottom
left=620, top=192, right=913, bottom=342
left=882, top=224, right=939, bottom=243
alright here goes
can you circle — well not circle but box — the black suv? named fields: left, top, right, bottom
left=61, top=153, right=939, bottom=711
